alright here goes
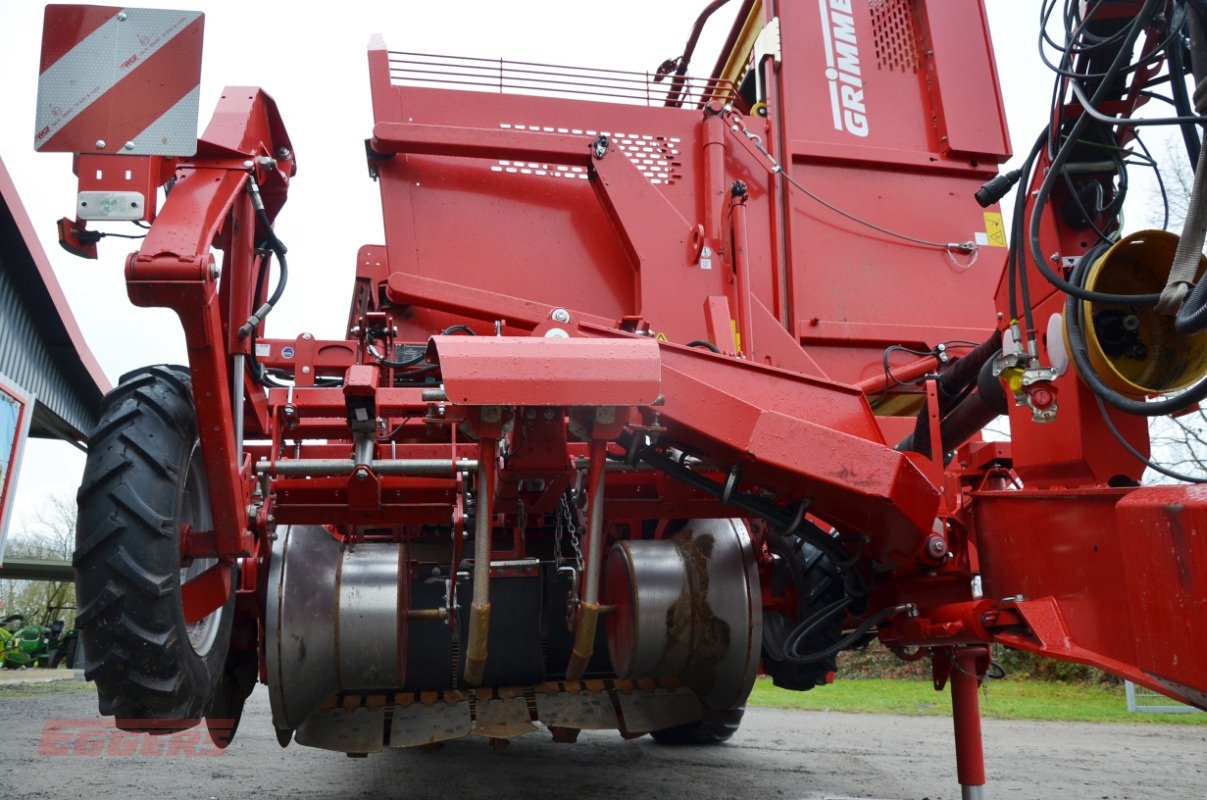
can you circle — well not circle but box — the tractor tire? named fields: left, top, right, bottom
left=74, top=365, right=235, bottom=728
left=650, top=706, right=744, bottom=745
left=760, top=528, right=846, bottom=691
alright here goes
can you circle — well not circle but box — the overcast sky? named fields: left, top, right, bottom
left=0, top=2, right=1089, bottom=530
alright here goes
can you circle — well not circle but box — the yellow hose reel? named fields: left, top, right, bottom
left=1076, top=229, right=1207, bottom=397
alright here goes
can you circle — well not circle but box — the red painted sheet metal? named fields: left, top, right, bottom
left=1116, top=486, right=1207, bottom=708
left=36, top=5, right=203, bottom=156
left=430, top=336, right=661, bottom=406
left=0, top=156, right=110, bottom=396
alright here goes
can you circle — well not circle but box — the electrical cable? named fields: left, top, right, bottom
left=1094, top=394, right=1207, bottom=482
left=780, top=602, right=913, bottom=664
left=1063, top=244, right=1207, bottom=415
left=724, top=116, right=975, bottom=254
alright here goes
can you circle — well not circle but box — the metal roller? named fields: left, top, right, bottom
left=266, top=525, right=408, bottom=739
left=603, top=518, right=761, bottom=712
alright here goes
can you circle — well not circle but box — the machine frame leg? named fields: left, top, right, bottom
left=935, top=645, right=989, bottom=800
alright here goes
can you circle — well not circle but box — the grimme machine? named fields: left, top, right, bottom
left=33, top=1, right=1207, bottom=797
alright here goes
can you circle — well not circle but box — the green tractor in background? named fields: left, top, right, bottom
left=1, top=613, right=78, bottom=669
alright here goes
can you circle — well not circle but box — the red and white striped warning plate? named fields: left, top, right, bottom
left=35, top=5, right=204, bottom=156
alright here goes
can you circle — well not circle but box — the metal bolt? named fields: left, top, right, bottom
left=354, top=468, right=369, bottom=481
left=301, top=366, right=311, bottom=375
left=302, top=333, right=313, bottom=340
left=94, top=140, right=106, bottom=150
left=277, top=147, right=292, bottom=161
left=209, top=264, right=220, bottom=280
left=926, top=534, right=947, bottom=559
left=242, top=160, right=254, bottom=169
left=123, top=141, right=135, bottom=151
left=544, top=328, right=570, bottom=339
left=550, top=308, right=571, bottom=324
left=116, top=11, right=127, bottom=21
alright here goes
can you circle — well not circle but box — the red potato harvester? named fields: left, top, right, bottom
left=34, top=2, right=1207, bottom=797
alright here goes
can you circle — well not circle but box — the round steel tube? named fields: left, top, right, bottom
left=258, top=458, right=477, bottom=477
left=462, top=439, right=496, bottom=686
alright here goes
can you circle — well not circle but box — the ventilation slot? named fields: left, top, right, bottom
left=870, top=0, right=921, bottom=73
left=493, top=125, right=682, bottom=186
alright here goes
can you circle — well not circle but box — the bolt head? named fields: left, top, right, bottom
left=116, top=11, right=127, bottom=21
left=550, top=308, right=571, bottom=324
left=354, top=468, right=369, bottom=481
left=544, top=328, right=570, bottom=339
left=94, top=139, right=106, bottom=150
left=123, top=141, right=135, bottom=151
left=926, top=534, right=947, bottom=559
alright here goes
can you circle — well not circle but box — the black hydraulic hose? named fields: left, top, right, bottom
left=781, top=603, right=911, bottom=664
left=898, top=329, right=1002, bottom=457
left=629, top=441, right=867, bottom=593
left=1169, top=33, right=1202, bottom=166
left=658, top=0, right=733, bottom=107
left=1028, top=0, right=1165, bottom=306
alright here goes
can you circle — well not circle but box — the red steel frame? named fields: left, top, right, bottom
left=58, top=0, right=1207, bottom=777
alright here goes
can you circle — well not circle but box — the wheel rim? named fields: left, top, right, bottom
left=180, top=442, right=224, bottom=657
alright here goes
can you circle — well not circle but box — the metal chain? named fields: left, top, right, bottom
left=564, top=492, right=584, bottom=574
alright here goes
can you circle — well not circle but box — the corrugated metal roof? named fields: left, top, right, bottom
left=0, top=156, right=108, bottom=442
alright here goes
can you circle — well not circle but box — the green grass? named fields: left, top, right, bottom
left=748, top=677, right=1207, bottom=725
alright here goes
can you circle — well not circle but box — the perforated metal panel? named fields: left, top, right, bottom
left=870, top=0, right=921, bottom=73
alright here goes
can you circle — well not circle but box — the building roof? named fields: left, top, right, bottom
left=0, top=156, right=108, bottom=442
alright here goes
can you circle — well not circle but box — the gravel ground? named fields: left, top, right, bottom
left=2, top=682, right=1204, bottom=800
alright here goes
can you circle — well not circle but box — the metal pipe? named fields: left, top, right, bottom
left=406, top=608, right=448, bottom=621
left=232, top=354, right=245, bottom=455
left=950, top=647, right=988, bottom=799
left=353, top=434, right=375, bottom=467
left=257, top=458, right=477, bottom=477
left=703, top=112, right=727, bottom=244
left=566, top=437, right=607, bottom=681
left=855, top=354, right=938, bottom=394
left=462, top=438, right=496, bottom=686
left=572, top=457, right=656, bottom=472
left=731, top=194, right=754, bottom=358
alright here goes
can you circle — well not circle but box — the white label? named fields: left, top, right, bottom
left=254, top=342, right=270, bottom=357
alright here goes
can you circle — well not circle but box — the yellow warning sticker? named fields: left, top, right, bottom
left=983, top=211, right=1007, bottom=247
left=655, top=332, right=668, bottom=342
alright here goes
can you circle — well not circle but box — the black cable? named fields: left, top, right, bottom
left=368, top=342, right=427, bottom=369
left=686, top=339, right=722, bottom=353
left=781, top=603, right=909, bottom=664
left=1028, top=1, right=1166, bottom=306
left=1168, top=29, right=1202, bottom=165
left=1133, top=132, right=1171, bottom=231
left=441, top=324, right=476, bottom=336
left=1095, top=394, right=1207, bottom=482
left=1064, top=245, right=1207, bottom=415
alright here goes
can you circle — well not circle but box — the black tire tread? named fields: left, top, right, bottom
left=650, top=707, right=744, bottom=745
left=761, top=528, right=845, bottom=691
left=75, top=365, right=233, bottom=726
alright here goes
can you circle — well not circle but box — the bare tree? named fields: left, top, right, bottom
left=1, top=494, right=76, bottom=627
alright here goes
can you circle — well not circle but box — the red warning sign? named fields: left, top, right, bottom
left=35, top=5, right=204, bottom=156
